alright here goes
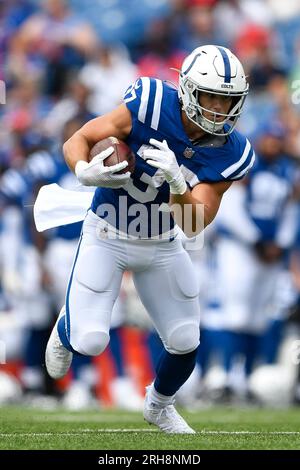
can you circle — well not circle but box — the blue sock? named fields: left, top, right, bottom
left=154, top=348, right=198, bottom=396
left=147, top=331, right=164, bottom=374
left=57, top=315, right=78, bottom=354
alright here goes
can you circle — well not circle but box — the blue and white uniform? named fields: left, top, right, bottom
left=215, top=153, right=297, bottom=334
left=64, top=77, right=255, bottom=359
left=0, top=150, right=66, bottom=327
left=246, top=156, right=296, bottom=243
left=91, top=78, right=255, bottom=239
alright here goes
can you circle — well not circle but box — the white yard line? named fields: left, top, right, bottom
left=1, top=430, right=300, bottom=437
left=0, top=429, right=157, bottom=437
left=201, top=431, right=300, bottom=435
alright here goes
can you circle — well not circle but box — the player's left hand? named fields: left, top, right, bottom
left=144, top=139, right=187, bottom=195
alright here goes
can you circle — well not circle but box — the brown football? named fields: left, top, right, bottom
left=89, top=137, right=135, bottom=174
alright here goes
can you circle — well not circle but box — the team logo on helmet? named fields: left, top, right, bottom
left=221, top=83, right=234, bottom=89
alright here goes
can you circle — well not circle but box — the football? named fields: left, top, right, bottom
left=89, top=137, right=135, bottom=174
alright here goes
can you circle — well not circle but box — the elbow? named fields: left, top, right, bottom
left=182, top=227, right=203, bottom=238
left=62, top=137, right=76, bottom=171
left=62, top=137, right=72, bottom=158
left=176, top=205, right=206, bottom=237
left=62, top=139, right=69, bottom=162
left=182, top=215, right=205, bottom=238
left=62, top=132, right=80, bottom=166
left=203, top=215, right=213, bottom=230
left=181, top=212, right=213, bottom=240
left=204, top=206, right=218, bottom=229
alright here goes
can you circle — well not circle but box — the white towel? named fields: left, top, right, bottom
left=33, top=183, right=94, bottom=232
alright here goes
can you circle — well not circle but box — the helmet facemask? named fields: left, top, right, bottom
left=180, top=75, right=248, bottom=136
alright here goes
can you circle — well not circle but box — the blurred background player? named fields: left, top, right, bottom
left=203, top=121, right=298, bottom=402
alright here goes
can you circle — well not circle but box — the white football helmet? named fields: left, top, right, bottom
left=179, top=45, right=249, bottom=136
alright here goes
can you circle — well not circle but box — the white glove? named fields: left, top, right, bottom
left=75, top=146, right=131, bottom=188
left=144, top=139, right=187, bottom=195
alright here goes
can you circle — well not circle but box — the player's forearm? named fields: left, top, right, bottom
left=170, top=191, right=208, bottom=237
left=63, top=131, right=91, bottom=173
left=172, top=180, right=231, bottom=236
left=63, top=106, right=132, bottom=174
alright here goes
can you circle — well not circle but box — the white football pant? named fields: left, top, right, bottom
left=217, top=237, right=281, bottom=334
left=65, top=210, right=201, bottom=356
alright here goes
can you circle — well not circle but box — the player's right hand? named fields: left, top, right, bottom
left=144, top=139, right=187, bottom=195
left=75, top=147, right=131, bottom=188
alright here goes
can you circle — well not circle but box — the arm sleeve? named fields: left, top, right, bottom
left=221, top=138, right=256, bottom=182
left=124, top=77, right=164, bottom=132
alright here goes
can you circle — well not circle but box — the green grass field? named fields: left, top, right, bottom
left=1, top=405, right=300, bottom=450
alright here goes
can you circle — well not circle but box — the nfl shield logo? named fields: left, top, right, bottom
left=183, top=147, right=195, bottom=159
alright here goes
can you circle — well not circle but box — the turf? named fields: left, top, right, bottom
left=1, top=405, right=300, bottom=450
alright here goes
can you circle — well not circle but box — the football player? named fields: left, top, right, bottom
left=215, top=122, right=297, bottom=397
left=45, top=45, right=253, bottom=433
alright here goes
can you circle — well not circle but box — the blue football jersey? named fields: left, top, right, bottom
left=91, top=77, right=255, bottom=238
left=246, top=154, right=295, bottom=241
left=0, top=167, right=37, bottom=244
left=54, top=171, right=83, bottom=240
left=0, top=150, right=82, bottom=243
left=26, top=150, right=83, bottom=240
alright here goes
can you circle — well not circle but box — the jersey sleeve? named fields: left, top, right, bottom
left=220, top=137, right=256, bottom=181
left=123, top=77, right=163, bottom=131
left=0, top=169, right=27, bottom=203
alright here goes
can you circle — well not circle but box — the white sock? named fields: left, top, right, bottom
left=147, top=382, right=175, bottom=408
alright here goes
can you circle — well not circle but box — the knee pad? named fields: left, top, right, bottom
left=74, top=330, right=110, bottom=356
left=166, top=323, right=200, bottom=355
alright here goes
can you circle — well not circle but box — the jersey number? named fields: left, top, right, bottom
left=123, top=145, right=197, bottom=203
